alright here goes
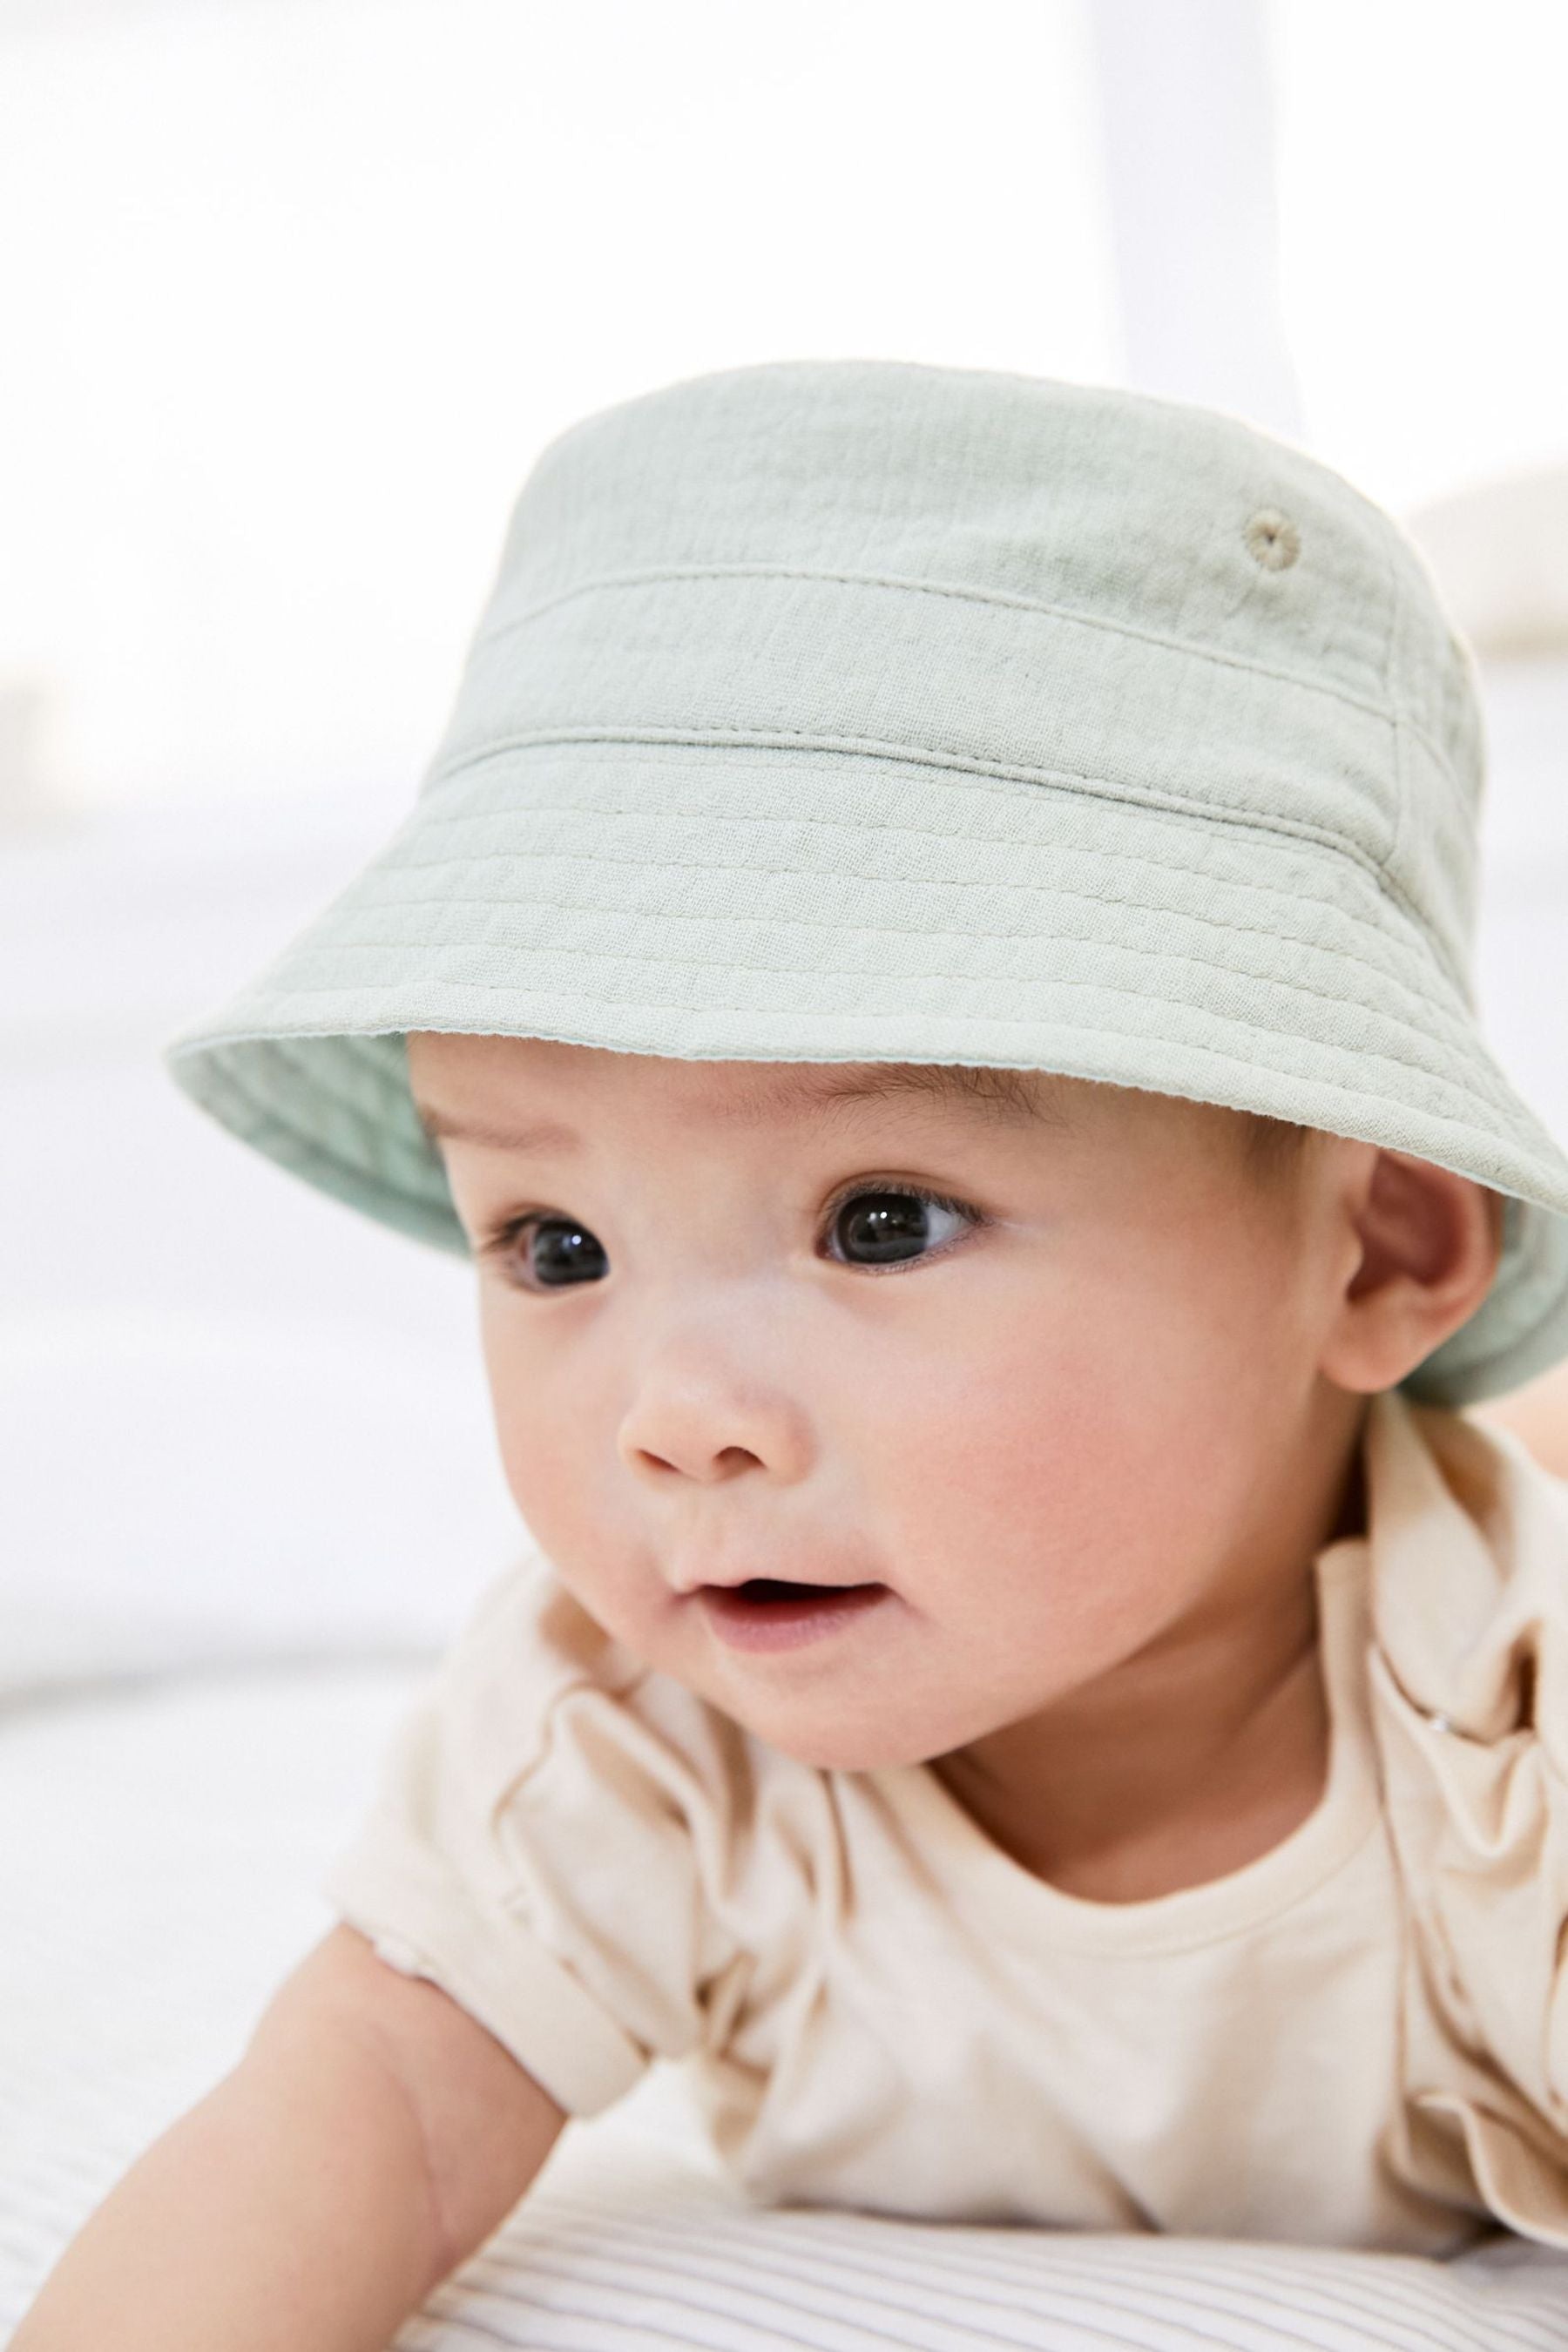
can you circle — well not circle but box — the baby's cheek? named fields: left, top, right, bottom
left=864, top=1274, right=1217, bottom=1595
left=483, top=1378, right=666, bottom=1622
left=479, top=1357, right=594, bottom=1551
left=490, top=1416, right=574, bottom=1560
left=863, top=1328, right=1101, bottom=1555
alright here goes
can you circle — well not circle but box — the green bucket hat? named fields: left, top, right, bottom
left=162, top=357, right=1568, bottom=1408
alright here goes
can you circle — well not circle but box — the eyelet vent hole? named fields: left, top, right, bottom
left=1244, top=508, right=1301, bottom=570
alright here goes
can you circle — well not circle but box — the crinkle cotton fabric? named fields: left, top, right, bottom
left=324, top=1388, right=1568, bottom=2258
left=159, top=358, right=1568, bottom=1406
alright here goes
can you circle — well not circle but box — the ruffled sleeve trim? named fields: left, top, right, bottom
left=1365, top=1389, right=1568, bottom=2247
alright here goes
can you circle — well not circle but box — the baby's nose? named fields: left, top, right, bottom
left=627, top=1435, right=767, bottom=1485
left=615, top=1354, right=814, bottom=1490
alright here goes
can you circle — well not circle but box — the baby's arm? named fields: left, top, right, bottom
left=10, top=1922, right=569, bottom=2352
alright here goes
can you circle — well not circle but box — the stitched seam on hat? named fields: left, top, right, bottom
left=1392, top=702, right=1414, bottom=959
left=1386, top=547, right=1414, bottom=900
left=421, top=748, right=1375, bottom=868
left=395, top=796, right=1493, bottom=1052
left=312, top=916, right=1506, bottom=1119
left=418, top=726, right=1467, bottom=969
left=422, top=725, right=1412, bottom=911
left=424, top=727, right=1384, bottom=853
left=351, top=865, right=1462, bottom=1061
left=1375, top=556, right=1473, bottom=912
left=402, top=815, right=1380, bottom=917
left=411, top=780, right=1382, bottom=896
left=264, top=944, right=1520, bottom=1124
left=469, top=562, right=1445, bottom=755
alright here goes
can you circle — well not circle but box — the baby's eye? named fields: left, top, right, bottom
left=489, top=1213, right=610, bottom=1291
left=824, top=1186, right=978, bottom=1270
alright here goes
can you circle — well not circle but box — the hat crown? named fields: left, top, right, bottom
left=429, top=359, right=1485, bottom=977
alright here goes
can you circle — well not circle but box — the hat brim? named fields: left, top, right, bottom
left=164, top=737, right=1568, bottom=1408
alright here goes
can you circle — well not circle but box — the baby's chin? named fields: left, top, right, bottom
left=703, top=1685, right=988, bottom=1777
left=612, top=1590, right=1021, bottom=1773
left=750, top=1729, right=937, bottom=1775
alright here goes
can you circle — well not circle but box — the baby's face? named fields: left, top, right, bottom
left=407, top=1031, right=1358, bottom=1773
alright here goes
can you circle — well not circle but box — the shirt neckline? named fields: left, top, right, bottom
left=871, top=1535, right=1384, bottom=1955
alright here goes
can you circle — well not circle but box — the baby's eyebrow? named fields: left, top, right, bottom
left=412, top=1062, right=1073, bottom=1151
left=762, top=1063, right=1074, bottom=1132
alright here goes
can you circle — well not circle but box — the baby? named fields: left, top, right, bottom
left=19, top=358, right=1568, bottom=2348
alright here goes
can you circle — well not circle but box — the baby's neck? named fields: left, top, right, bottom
left=929, top=1412, right=1365, bottom=1906
left=931, top=1586, right=1331, bottom=1903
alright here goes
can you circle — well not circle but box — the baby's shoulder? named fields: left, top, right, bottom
left=1363, top=1392, right=1568, bottom=1747
left=1357, top=1394, right=1568, bottom=2229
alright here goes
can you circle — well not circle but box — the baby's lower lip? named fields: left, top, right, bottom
left=695, top=1581, right=891, bottom=1652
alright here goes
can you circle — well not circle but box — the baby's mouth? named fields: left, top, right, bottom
left=690, top=1573, right=894, bottom=1651
left=703, top=1578, right=884, bottom=1604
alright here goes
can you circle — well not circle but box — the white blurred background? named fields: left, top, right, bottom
left=3, top=3, right=1568, bottom=2311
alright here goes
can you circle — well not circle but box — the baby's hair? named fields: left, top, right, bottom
left=869, top=1066, right=1314, bottom=1179
left=1240, top=1110, right=1314, bottom=1178
left=906, top=1064, right=1071, bottom=1125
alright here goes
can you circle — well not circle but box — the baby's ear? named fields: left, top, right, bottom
left=1318, top=1152, right=1504, bottom=1396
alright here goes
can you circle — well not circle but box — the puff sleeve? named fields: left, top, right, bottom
left=319, top=1551, right=753, bottom=2119
left=1366, top=1391, right=1568, bottom=2246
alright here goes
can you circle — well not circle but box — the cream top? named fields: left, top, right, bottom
left=322, top=1387, right=1568, bottom=2256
